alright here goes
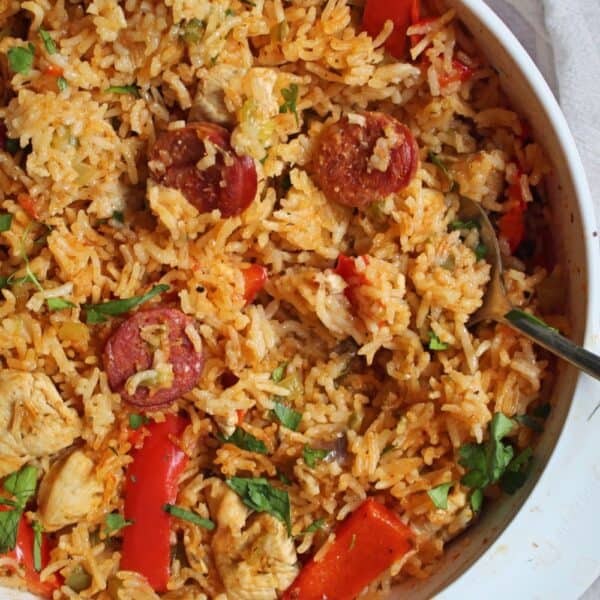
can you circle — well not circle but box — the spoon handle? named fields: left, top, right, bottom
left=503, top=310, right=600, bottom=381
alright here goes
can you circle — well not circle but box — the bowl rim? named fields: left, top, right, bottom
left=434, top=1, right=600, bottom=598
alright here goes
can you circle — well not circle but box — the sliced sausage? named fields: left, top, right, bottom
left=148, top=122, right=257, bottom=217
left=103, top=308, right=204, bottom=409
left=312, top=111, right=418, bottom=208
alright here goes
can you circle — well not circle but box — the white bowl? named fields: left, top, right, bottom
left=5, top=2, right=600, bottom=600
left=390, top=1, right=600, bottom=598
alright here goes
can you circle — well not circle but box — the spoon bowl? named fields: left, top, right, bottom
left=459, top=196, right=600, bottom=380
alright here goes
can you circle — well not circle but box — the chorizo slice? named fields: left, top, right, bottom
left=148, top=122, right=257, bottom=217
left=103, top=308, right=204, bottom=410
left=312, top=111, right=419, bottom=208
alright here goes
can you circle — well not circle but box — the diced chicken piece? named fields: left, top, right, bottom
left=38, top=450, right=104, bottom=531
left=0, top=370, right=82, bottom=477
left=189, top=66, right=241, bottom=125
left=206, top=479, right=298, bottom=600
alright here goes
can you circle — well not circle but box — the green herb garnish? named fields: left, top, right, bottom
left=0, top=465, right=39, bottom=553
left=459, top=413, right=532, bottom=511
left=128, top=413, right=149, bottom=430
left=32, top=521, right=42, bottom=572
left=220, top=427, right=268, bottom=454
left=39, top=28, right=57, bottom=54
left=449, top=219, right=479, bottom=231
left=277, top=470, right=292, bottom=486
left=271, top=401, right=302, bottom=431
left=83, top=283, right=169, bottom=323
left=499, top=447, right=533, bottom=494
left=428, top=331, right=449, bottom=351
left=105, top=85, right=141, bottom=98
left=474, top=243, right=487, bottom=261
left=57, top=76, right=67, bottom=91
left=303, top=445, right=329, bottom=468
left=8, top=44, right=35, bottom=74
left=46, top=297, right=76, bottom=311
left=427, top=482, right=453, bottom=510
left=104, top=512, right=133, bottom=536
left=428, top=151, right=451, bottom=179
left=271, top=361, right=288, bottom=383
left=279, top=84, right=299, bottom=126
left=163, top=504, right=215, bottom=530
left=301, top=518, right=325, bottom=535
left=226, top=477, right=291, bottom=533
left=0, top=213, right=12, bottom=232
left=225, top=8, right=235, bottom=16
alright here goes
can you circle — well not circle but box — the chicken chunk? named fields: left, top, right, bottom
left=189, top=65, right=241, bottom=125
left=0, top=370, right=82, bottom=478
left=38, top=450, right=104, bottom=531
left=206, top=479, right=298, bottom=600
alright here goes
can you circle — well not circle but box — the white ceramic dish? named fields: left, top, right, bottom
left=4, top=2, right=600, bottom=600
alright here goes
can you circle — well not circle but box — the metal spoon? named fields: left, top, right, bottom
left=459, top=195, right=600, bottom=380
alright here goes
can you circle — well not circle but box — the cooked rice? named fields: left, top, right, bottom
left=0, top=0, right=561, bottom=598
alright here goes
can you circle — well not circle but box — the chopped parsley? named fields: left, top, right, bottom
left=277, top=470, right=292, bottom=486
left=427, top=482, right=453, bottom=510
left=32, top=521, right=43, bottom=572
left=303, top=445, right=329, bottom=468
left=428, top=331, right=449, bottom=351
left=226, top=477, right=291, bottom=533
left=301, top=518, right=325, bottom=535
left=46, top=297, right=76, bottom=311
left=112, top=210, right=124, bottom=223
left=474, top=242, right=487, bottom=261
left=39, top=28, right=57, bottom=54
left=105, top=85, right=140, bottom=98
left=220, top=427, right=268, bottom=454
left=0, top=213, right=12, bottom=232
left=225, top=8, right=235, bottom=16
left=57, top=76, right=68, bottom=91
left=104, top=512, right=133, bottom=536
left=82, top=283, right=169, bottom=323
left=8, top=44, right=35, bottom=74
left=271, top=361, right=288, bottom=383
left=279, top=84, right=299, bottom=126
left=163, top=504, right=215, bottom=530
left=0, top=465, right=39, bottom=553
left=128, top=413, right=149, bottom=430
left=428, top=151, right=451, bottom=180
left=449, top=219, right=479, bottom=231
left=272, top=401, right=302, bottom=431
left=459, top=413, right=532, bottom=511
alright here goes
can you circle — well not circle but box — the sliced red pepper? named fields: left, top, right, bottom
left=0, top=507, right=59, bottom=598
left=334, top=254, right=370, bottom=307
left=439, top=59, right=475, bottom=87
left=236, top=409, right=246, bottom=425
left=241, top=264, right=268, bottom=304
left=17, top=193, right=40, bottom=220
left=498, top=182, right=526, bottom=253
left=121, top=414, right=189, bottom=592
left=362, top=0, right=420, bottom=59
left=282, top=498, right=413, bottom=600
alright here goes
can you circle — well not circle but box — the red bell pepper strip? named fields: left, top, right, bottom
left=334, top=254, right=370, bottom=308
left=0, top=507, right=59, bottom=598
left=362, top=0, right=420, bottom=59
left=17, top=193, right=40, bottom=221
left=241, top=264, right=268, bottom=304
left=121, top=414, right=189, bottom=592
left=498, top=182, right=526, bottom=253
left=282, top=498, right=413, bottom=600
